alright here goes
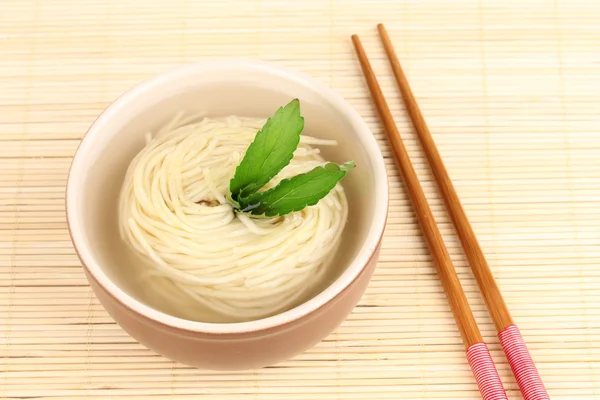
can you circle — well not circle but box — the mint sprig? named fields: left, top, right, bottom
left=240, top=161, right=355, bottom=217
left=229, top=99, right=304, bottom=201
left=227, top=99, right=354, bottom=217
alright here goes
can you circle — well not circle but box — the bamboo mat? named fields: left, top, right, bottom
left=1, top=0, right=600, bottom=398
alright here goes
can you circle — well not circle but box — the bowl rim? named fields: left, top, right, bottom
left=66, top=58, right=389, bottom=335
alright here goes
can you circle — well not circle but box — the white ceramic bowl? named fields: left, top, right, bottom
left=66, top=59, right=388, bottom=370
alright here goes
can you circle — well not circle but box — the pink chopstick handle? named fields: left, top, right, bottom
left=499, top=325, right=550, bottom=400
left=466, top=342, right=509, bottom=400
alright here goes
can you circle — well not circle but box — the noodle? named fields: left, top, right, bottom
left=118, top=115, right=348, bottom=322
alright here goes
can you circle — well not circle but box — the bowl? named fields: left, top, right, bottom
left=66, top=59, right=389, bottom=370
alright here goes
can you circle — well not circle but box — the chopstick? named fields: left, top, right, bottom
left=351, top=34, right=508, bottom=400
left=375, top=23, right=550, bottom=400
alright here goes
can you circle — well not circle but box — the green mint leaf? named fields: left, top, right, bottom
left=226, top=191, right=240, bottom=210
left=229, top=99, right=304, bottom=200
left=238, top=161, right=355, bottom=217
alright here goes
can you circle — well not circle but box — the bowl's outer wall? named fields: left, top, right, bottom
left=86, top=244, right=381, bottom=370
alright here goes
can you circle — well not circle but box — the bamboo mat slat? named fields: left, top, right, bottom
left=1, top=0, right=600, bottom=398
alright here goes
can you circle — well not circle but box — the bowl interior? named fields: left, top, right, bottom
left=68, top=60, right=387, bottom=330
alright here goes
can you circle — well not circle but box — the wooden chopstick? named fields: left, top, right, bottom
left=351, top=34, right=508, bottom=400
left=375, top=23, right=550, bottom=400
left=376, top=23, right=512, bottom=332
left=351, top=34, right=481, bottom=349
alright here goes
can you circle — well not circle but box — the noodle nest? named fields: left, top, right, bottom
left=118, top=114, right=348, bottom=322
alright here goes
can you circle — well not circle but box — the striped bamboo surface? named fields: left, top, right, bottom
left=1, top=0, right=600, bottom=398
